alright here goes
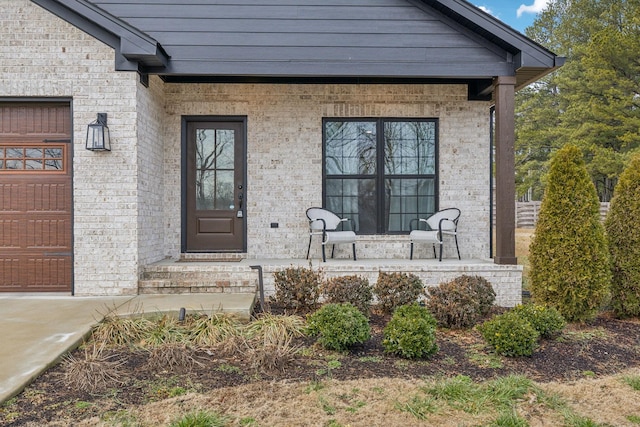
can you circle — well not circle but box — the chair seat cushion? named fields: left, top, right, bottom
left=324, top=231, right=356, bottom=244
left=410, top=229, right=440, bottom=243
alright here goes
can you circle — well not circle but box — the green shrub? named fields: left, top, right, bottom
left=426, top=275, right=496, bottom=329
left=529, top=144, right=611, bottom=322
left=322, top=275, right=373, bottom=316
left=478, top=311, right=539, bottom=357
left=273, top=266, right=321, bottom=312
left=305, top=303, right=371, bottom=351
left=373, top=272, right=425, bottom=314
left=605, top=154, right=640, bottom=318
left=383, top=303, right=438, bottom=359
left=510, top=304, right=565, bottom=338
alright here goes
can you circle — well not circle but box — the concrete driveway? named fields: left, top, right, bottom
left=0, top=293, right=255, bottom=403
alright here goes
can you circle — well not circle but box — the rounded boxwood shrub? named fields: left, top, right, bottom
left=322, top=275, right=373, bottom=317
left=605, top=154, right=640, bottom=318
left=529, top=144, right=611, bottom=322
left=273, top=266, right=321, bottom=312
left=510, top=304, right=565, bottom=338
left=478, top=311, right=539, bottom=357
left=426, top=275, right=496, bottom=329
left=305, top=303, right=370, bottom=351
left=373, top=272, right=425, bottom=314
left=383, top=303, right=438, bottom=359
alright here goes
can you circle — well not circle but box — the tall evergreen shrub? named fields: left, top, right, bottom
left=529, top=144, right=611, bottom=322
left=604, top=154, right=640, bottom=318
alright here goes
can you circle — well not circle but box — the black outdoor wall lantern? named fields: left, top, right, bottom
left=85, top=113, right=111, bottom=151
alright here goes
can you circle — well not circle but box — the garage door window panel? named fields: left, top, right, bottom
left=0, top=145, right=65, bottom=172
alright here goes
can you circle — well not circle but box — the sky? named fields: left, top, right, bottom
left=472, top=0, right=551, bottom=33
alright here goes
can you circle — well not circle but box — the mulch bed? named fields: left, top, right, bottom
left=3, top=310, right=640, bottom=426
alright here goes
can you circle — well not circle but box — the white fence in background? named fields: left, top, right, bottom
left=513, top=202, right=611, bottom=228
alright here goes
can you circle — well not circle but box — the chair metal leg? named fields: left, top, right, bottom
left=352, top=243, right=357, bottom=261
left=321, top=244, right=326, bottom=262
left=306, top=234, right=313, bottom=259
left=454, top=235, right=461, bottom=260
left=432, top=244, right=437, bottom=259
left=410, top=242, right=414, bottom=260
left=331, top=245, right=335, bottom=259
left=438, top=242, right=443, bottom=261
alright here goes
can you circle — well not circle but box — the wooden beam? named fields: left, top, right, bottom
left=493, top=76, right=517, bottom=265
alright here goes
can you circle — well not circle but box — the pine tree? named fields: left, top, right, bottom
left=604, top=154, right=640, bottom=318
left=529, top=144, right=611, bottom=322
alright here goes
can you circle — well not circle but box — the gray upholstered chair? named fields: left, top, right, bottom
left=409, top=208, right=461, bottom=261
left=306, top=207, right=356, bottom=262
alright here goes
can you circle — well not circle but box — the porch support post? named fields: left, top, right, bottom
left=493, top=76, right=517, bottom=265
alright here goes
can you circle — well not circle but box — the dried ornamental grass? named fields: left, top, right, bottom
left=146, top=342, right=203, bottom=371
left=59, top=343, right=126, bottom=394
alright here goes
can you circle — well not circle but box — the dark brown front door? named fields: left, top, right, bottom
left=185, top=119, right=246, bottom=252
left=0, top=102, right=72, bottom=292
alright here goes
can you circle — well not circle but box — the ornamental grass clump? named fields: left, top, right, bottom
left=383, top=303, right=438, bottom=359
left=273, top=265, right=322, bottom=312
left=510, top=304, right=565, bottom=338
left=426, top=275, right=496, bottom=329
left=322, top=275, right=373, bottom=316
left=605, top=154, right=640, bottom=318
left=529, top=144, right=611, bottom=322
left=374, top=271, right=425, bottom=314
left=478, top=311, right=539, bottom=357
left=305, top=303, right=370, bottom=351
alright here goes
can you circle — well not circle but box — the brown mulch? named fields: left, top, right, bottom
left=3, top=310, right=640, bottom=426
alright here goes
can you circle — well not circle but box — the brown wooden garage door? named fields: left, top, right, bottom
left=0, top=103, right=72, bottom=292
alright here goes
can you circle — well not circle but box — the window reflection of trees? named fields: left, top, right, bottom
left=324, top=120, right=436, bottom=234
left=195, top=129, right=234, bottom=210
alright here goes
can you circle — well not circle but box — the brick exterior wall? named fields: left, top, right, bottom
left=163, top=83, right=492, bottom=260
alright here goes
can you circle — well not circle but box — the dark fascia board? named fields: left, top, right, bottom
left=30, top=0, right=169, bottom=71
left=424, top=0, right=564, bottom=88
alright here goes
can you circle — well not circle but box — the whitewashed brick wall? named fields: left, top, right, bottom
left=1, top=0, right=141, bottom=295
left=136, top=76, right=166, bottom=269
left=163, top=84, right=492, bottom=260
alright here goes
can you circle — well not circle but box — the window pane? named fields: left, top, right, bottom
left=6, top=160, right=23, bottom=169
left=25, top=148, right=42, bottom=159
left=25, top=159, right=43, bottom=170
left=44, top=148, right=63, bottom=159
left=215, top=130, right=235, bottom=169
left=385, top=178, right=436, bottom=232
left=325, top=121, right=376, bottom=175
left=384, top=121, right=436, bottom=175
left=6, top=148, right=22, bottom=159
left=45, top=159, right=63, bottom=170
left=326, top=178, right=377, bottom=234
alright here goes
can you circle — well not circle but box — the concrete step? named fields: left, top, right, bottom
left=139, top=260, right=258, bottom=294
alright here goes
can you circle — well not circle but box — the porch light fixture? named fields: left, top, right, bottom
left=85, top=113, right=111, bottom=151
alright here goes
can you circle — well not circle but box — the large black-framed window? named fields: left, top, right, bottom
left=323, top=118, right=438, bottom=234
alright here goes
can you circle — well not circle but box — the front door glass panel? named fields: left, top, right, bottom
left=195, top=129, right=235, bottom=210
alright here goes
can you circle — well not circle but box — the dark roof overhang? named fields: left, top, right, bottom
left=29, top=0, right=562, bottom=94
left=30, top=0, right=169, bottom=72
